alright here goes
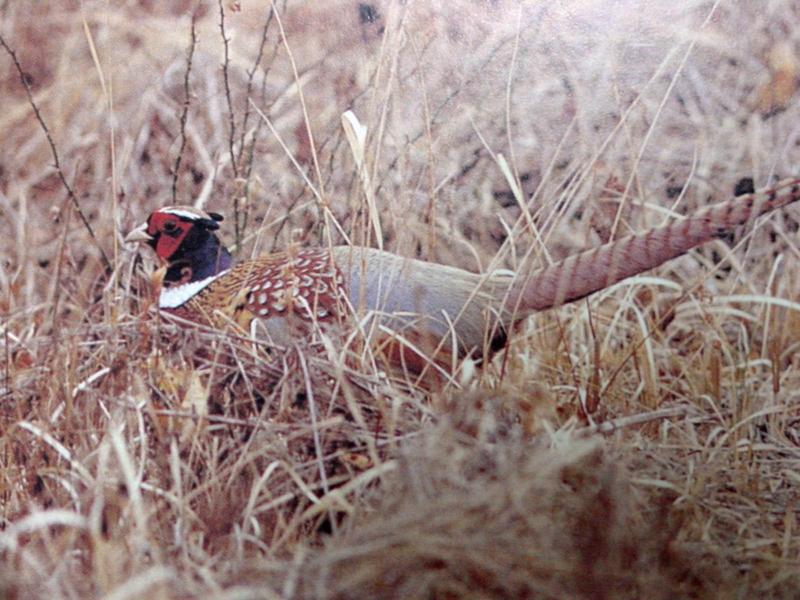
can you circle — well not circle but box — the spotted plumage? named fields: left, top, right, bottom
left=164, top=250, right=347, bottom=343
left=127, top=177, right=800, bottom=371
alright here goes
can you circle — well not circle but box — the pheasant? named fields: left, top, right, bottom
left=125, top=178, right=800, bottom=372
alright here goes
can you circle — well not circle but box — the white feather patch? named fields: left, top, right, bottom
left=159, top=271, right=229, bottom=308
left=161, top=208, right=204, bottom=220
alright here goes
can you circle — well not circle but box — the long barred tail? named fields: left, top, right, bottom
left=509, top=177, right=800, bottom=314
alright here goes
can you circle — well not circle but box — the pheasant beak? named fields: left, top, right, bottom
left=125, top=222, right=153, bottom=244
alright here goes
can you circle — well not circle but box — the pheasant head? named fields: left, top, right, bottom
left=125, top=206, right=233, bottom=287
left=126, top=205, right=349, bottom=342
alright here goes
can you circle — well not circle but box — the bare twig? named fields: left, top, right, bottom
left=218, top=0, right=238, bottom=181
left=49, top=194, right=72, bottom=335
left=172, top=13, right=198, bottom=204
left=296, top=347, right=331, bottom=499
left=3, top=316, right=9, bottom=401
left=0, top=34, right=112, bottom=271
left=607, top=0, right=722, bottom=241
left=218, top=0, right=249, bottom=253
left=237, top=5, right=277, bottom=246
left=237, top=5, right=275, bottom=164
left=573, top=406, right=695, bottom=437
left=270, top=2, right=327, bottom=207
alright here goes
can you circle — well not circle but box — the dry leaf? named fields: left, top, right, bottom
left=179, top=371, right=208, bottom=442
left=181, top=371, right=208, bottom=417
left=341, top=452, right=373, bottom=470
left=755, top=42, right=800, bottom=117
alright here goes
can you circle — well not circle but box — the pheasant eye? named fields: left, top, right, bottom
left=163, top=221, right=178, bottom=233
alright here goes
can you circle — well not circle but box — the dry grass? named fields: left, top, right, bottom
left=2, top=1, right=800, bottom=598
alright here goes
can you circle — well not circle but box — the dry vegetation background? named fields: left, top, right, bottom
left=1, top=0, right=800, bottom=598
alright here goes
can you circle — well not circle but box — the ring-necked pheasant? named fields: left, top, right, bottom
left=126, top=178, right=800, bottom=372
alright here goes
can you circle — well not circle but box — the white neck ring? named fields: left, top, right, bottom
left=158, top=270, right=229, bottom=308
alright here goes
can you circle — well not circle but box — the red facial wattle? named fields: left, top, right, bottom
left=147, top=213, right=190, bottom=262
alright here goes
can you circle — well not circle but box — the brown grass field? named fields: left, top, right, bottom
left=2, top=1, right=800, bottom=598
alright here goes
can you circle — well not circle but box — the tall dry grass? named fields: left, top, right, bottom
left=1, top=1, right=800, bottom=598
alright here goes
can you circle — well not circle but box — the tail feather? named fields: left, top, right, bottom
left=508, top=177, right=800, bottom=314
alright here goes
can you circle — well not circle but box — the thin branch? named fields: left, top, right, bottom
left=218, top=0, right=238, bottom=180
left=172, top=13, right=198, bottom=203
left=270, top=4, right=324, bottom=199
left=3, top=317, right=9, bottom=402
left=237, top=5, right=278, bottom=246
left=573, top=406, right=695, bottom=437
left=218, top=0, right=244, bottom=251
left=237, top=5, right=274, bottom=164
left=0, top=33, right=112, bottom=271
